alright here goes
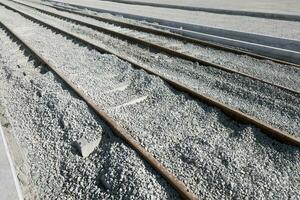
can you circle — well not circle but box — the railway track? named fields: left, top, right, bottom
left=41, top=0, right=300, bottom=66
left=2, top=0, right=300, bottom=142
left=0, top=1, right=300, bottom=199
left=0, top=18, right=198, bottom=200
left=40, top=2, right=300, bottom=68
left=44, top=2, right=300, bottom=68
left=0, top=24, right=184, bottom=199
left=9, top=0, right=300, bottom=96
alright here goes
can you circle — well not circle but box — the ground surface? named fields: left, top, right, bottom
left=0, top=124, right=21, bottom=200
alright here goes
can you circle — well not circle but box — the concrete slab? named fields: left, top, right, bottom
left=97, top=0, right=300, bottom=22
left=0, top=125, right=22, bottom=200
left=99, top=0, right=300, bottom=15
left=40, top=0, right=300, bottom=41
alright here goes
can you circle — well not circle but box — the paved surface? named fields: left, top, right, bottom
left=0, top=125, right=22, bottom=200
left=40, top=0, right=300, bottom=40
left=100, top=0, right=300, bottom=15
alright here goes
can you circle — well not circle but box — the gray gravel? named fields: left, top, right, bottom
left=1, top=6, right=300, bottom=199
left=4, top=2, right=300, bottom=137
left=0, top=26, right=178, bottom=199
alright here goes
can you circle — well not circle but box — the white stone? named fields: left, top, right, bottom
left=74, top=137, right=101, bottom=158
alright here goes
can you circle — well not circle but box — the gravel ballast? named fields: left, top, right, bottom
left=0, top=27, right=179, bottom=199
left=0, top=5, right=300, bottom=199
left=3, top=1, right=300, bottom=137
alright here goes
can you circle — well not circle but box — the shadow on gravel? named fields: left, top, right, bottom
left=188, top=94, right=300, bottom=156
left=253, top=128, right=300, bottom=155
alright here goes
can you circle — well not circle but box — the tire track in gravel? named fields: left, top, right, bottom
left=3, top=1, right=300, bottom=138
left=0, top=4, right=299, bottom=199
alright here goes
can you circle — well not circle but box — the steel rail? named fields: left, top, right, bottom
left=0, top=20, right=199, bottom=200
left=1, top=1, right=299, bottom=148
left=8, top=0, right=300, bottom=95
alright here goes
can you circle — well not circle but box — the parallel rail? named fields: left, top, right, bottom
left=0, top=20, right=199, bottom=200
left=9, top=0, right=300, bottom=95
left=1, top=1, right=299, bottom=147
left=43, top=1, right=300, bottom=66
left=44, top=2, right=300, bottom=68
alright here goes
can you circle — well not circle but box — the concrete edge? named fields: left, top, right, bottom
left=99, top=0, right=300, bottom=22
left=46, top=0, right=300, bottom=52
left=150, top=23, right=300, bottom=65
left=0, top=123, right=23, bottom=200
